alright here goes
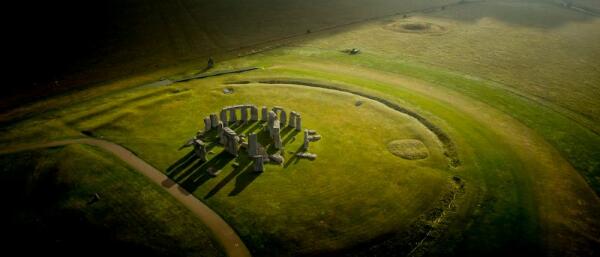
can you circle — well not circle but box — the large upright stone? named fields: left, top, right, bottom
left=240, top=106, right=248, bottom=123
left=261, top=106, right=268, bottom=121
left=272, top=123, right=282, bottom=149
left=203, top=117, right=211, bottom=132
left=220, top=109, right=228, bottom=125
left=250, top=106, right=259, bottom=121
left=295, top=114, right=302, bottom=131
left=272, top=106, right=287, bottom=126
left=279, top=111, right=287, bottom=126
left=268, top=111, right=277, bottom=136
left=193, top=139, right=207, bottom=161
left=217, top=121, right=226, bottom=145
left=303, top=129, right=310, bottom=150
left=248, top=133, right=258, bottom=156
left=288, top=111, right=297, bottom=128
left=223, top=127, right=239, bottom=156
left=229, top=108, right=237, bottom=123
left=210, top=113, right=218, bottom=128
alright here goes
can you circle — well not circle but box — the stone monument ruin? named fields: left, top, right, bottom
left=191, top=104, right=320, bottom=174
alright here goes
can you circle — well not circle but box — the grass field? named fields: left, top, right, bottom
left=0, top=144, right=224, bottom=257
left=2, top=0, right=600, bottom=256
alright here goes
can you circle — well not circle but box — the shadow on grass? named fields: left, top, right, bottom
left=165, top=121, right=304, bottom=198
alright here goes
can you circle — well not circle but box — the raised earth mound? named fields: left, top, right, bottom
left=387, top=139, right=429, bottom=160
left=384, top=20, right=448, bottom=35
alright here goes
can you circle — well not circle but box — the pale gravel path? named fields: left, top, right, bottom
left=0, top=138, right=251, bottom=257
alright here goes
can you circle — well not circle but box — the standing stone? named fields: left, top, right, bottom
left=248, top=133, right=258, bottom=156
left=240, top=106, right=248, bottom=123
left=253, top=156, right=264, bottom=172
left=273, top=123, right=282, bottom=149
left=229, top=108, right=237, bottom=123
left=272, top=107, right=287, bottom=126
left=268, top=111, right=277, bottom=136
left=279, top=110, right=287, bottom=126
left=217, top=122, right=226, bottom=145
left=303, top=129, right=310, bottom=150
left=210, top=113, right=218, bottom=128
left=193, top=139, right=207, bottom=161
left=223, top=127, right=239, bottom=156
left=250, top=106, right=259, bottom=121
left=295, top=114, right=302, bottom=131
left=204, top=117, right=211, bottom=132
left=288, top=111, right=297, bottom=128
left=261, top=106, right=268, bottom=121
left=220, top=109, right=228, bottom=125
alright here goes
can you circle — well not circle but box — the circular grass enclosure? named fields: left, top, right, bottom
left=388, top=139, right=430, bottom=160
left=85, top=80, right=452, bottom=255
left=384, top=20, right=448, bottom=35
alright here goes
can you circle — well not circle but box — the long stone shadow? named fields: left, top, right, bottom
left=178, top=151, right=235, bottom=193
left=204, top=155, right=253, bottom=199
left=229, top=164, right=260, bottom=196
left=284, top=144, right=305, bottom=168
left=282, top=129, right=300, bottom=145
left=166, top=150, right=196, bottom=177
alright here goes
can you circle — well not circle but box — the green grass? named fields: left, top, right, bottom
left=0, top=1, right=599, bottom=256
left=0, top=144, right=224, bottom=257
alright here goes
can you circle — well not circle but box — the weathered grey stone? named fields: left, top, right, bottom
left=303, top=129, right=310, bottom=150
left=250, top=106, right=259, bottom=121
left=309, top=135, right=322, bottom=142
left=273, top=125, right=282, bottom=149
left=253, top=156, right=264, bottom=172
left=229, top=108, right=237, bottom=123
left=193, top=139, right=207, bottom=161
left=240, top=106, right=248, bottom=123
left=288, top=111, right=297, bottom=128
left=269, top=153, right=284, bottom=165
left=268, top=111, right=278, bottom=136
left=296, top=152, right=317, bottom=160
left=217, top=122, right=226, bottom=145
left=307, top=130, right=317, bottom=135
left=248, top=133, right=258, bottom=156
left=210, top=113, right=218, bottom=128
left=295, top=114, right=302, bottom=131
left=220, top=109, right=228, bottom=125
left=261, top=106, right=268, bottom=121
left=272, top=106, right=287, bottom=126
left=223, top=127, right=239, bottom=156
left=204, top=117, right=211, bottom=132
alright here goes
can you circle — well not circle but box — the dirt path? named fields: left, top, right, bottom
left=265, top=62, right=600, bottom=256
left=0, top=138, right=251, bottom=257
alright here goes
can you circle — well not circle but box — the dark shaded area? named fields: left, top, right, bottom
left=0, top=151, right=196, bottom=257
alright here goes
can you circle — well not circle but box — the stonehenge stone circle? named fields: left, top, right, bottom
left=191, top=104, right=320, bottom=173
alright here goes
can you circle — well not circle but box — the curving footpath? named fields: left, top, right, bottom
left=0, top=138, right=251, bottom=257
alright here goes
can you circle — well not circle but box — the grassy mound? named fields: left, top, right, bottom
left=388, top=139, right=429, bottom=160
left=383, top=20, right=448, bottom=35
left=0, top=145, right=224, bottom=257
